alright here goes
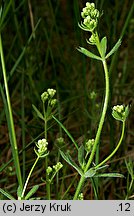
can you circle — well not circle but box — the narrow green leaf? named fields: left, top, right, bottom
left=78, top=145, right=85, bottom=168
left=17, top=185, right=23, bottom=199
left=100, top=36, right=107, bottom=58
left=25, top=185, right=39, bottom=200
left=32, top=104, right=44, bottom=121
left=124, top=105, right=129, bottom=119
left=106, top=39, right=121, bottom=59
left=59, top=150, right=83, bottom=176
left=52, top=115, right=78, bottom=150
left=59, top=150, right=70, bottom=164
left=0, top=35, right=23, bottom=187
left=67, top=153, right=83, bottom=175
left=125, top=159, right=133, bottom=177
left=95, top=164, right=109, bottom=171
left=77, top=47, right=102, bottom=61
left=0, top=85, right=21, bottom=184
left=95, top=173, right=124, bottom=178
left=7, top=19, right=41, bottom=83
left=0, top=0, right=12, bottom=30
left=78, top=22, right=90, bottom=32
left=84, top=168, right=96, bottom=178
left=0, top=188, right=16, bottom=200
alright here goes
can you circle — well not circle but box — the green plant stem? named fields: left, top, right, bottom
left=0, top=34, right=22, bottom=188
left=61, top=174, right=78, bottom=200
left=85, top=59, right=109, bottom=171
left=95, top=32, right=102, bottom=56
left=74, top=52, right=109, bottom=200
left=21, top=69, right=26, bottom=183
left=95, top=121, right=125, bottom=169
left=73, top=175, right=85, bottom=200
left=43, top=103, right=51, bottom=199
left=21, top=156, right=40, bottom=199
left=45, top=155, right=51, bottom=200
left=94, top=32, right=102, bottom=194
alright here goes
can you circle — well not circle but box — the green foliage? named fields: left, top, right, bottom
left=84, top=168, right=96, bottom=178
left=25, top=185, right=39, bottom=200
left=77, top=46, right=102, bottom=60
left=0, top=188, right=15, bottom=200
left=105, top=39, right=122, bottom=59
left=112, top=104, right=130, bottom=122
left=0, top=0, right=133, bottom=200
left=78, top=145, right=85, bottom=168
left=59, top=150, right=83, bottom=176
left=32, top=104, right=44, bottom=121
left=100, top=37, right=107, bottom=59
left=94, top=173, right=124, bottom=178
left=52, top=115, right=79, bottom=150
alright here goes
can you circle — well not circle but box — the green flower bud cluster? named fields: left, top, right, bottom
left=41, top=88, right=57, bottom=112
left=56, top=137, right=65, bottom=146
left=80, top=2, right=100, bottom=32
left=41, top=88, right=57, bottom=105
left=35, top=138, right=48, bottom=157
left=78, top=193, right=84, bottom=200
left=41, top=92, right=48, bottom=103
left=46, top=166, right=53, bottom=175
left=47, top=88, right=56, bottom=98
left=7, top=166, right=14, bottom=176
left=46, top=162, right=63, bottom=175
left=53, top=162, right=63, bottom=172
left=113, top=105, right=124, bottom=113
left=50, top=98, right=57, bottom=107
left=85, top=138, right=95, bottom=152
left=46, top=162, right=63, bottom=183
left=90, top=91, right=97, bottom=99
left=88, top=33, right=98, bottom=44
left=112, top=104, right=129, bottom=122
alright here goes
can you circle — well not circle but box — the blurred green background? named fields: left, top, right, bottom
left=0, top=0, right=134, bottom=199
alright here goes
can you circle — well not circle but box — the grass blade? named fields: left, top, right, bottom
left=0, top=188, right=16, bottom=200
left=0, top=34, right=22, bottom=188
left=52, top=115, right=78, bottom=150
left=25, top=185, right=39, bottom=200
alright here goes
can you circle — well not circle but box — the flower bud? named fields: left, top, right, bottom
left=112, top=104, right=129, bottom=122
left=90, top=91, right=97, bottom=99
left=53, top=162, right=63, bottom=172
left=86, top=2, right=91, bottom=7
left=46, top=166, right=52, bottom=175
left=35, top=138, right=48, bottom=156
left=41, top=92, right=48, bottom=103
left=90, top=3, right=95, bottom=8
left=85, top=138, right=95, bottom=152
left=78, top=193, right=84, bottom=200
left=79, top=2, right=100, bottom=32
left=56, top=137, right=65, bottom=145
left=50, top=99, right=57, bottom=107
left=47, top=88, right=56, bottom=98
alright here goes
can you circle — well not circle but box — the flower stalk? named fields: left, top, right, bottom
left=73, top=2, right=116, bottom=200
left=21, top=138, right=49, bottom=199
left=41, top=88, right=57, bottom=199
